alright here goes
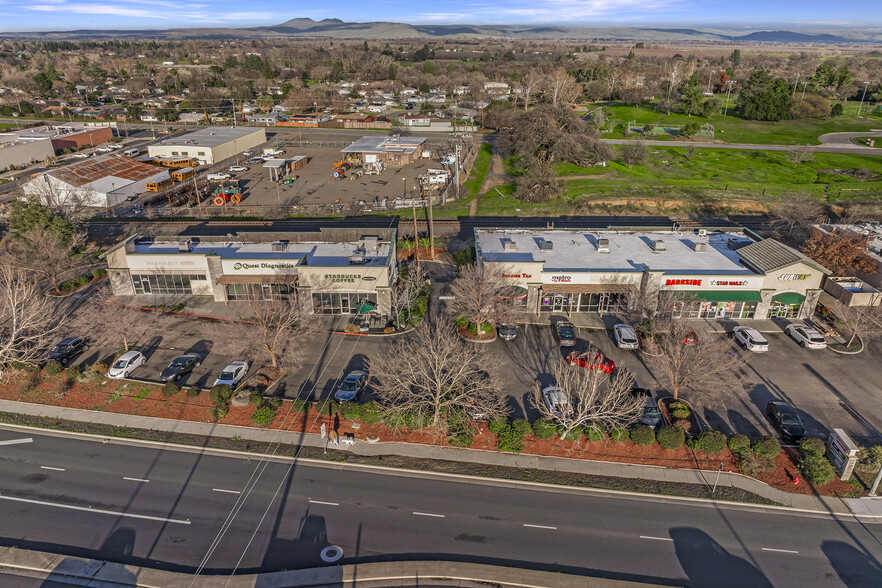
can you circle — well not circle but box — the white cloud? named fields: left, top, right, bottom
left=30, top=3, right=163, bottom=18
left=418, top=13, right=473, bottom=21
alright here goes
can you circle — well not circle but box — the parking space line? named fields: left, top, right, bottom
left=640, top=536, right=673, bottom=541
left=413, top=511, right=445, bottom=518
left=40, top=466, right=65, bottom=472
left=309, top=500, right=339, bottom=506
left=212, top=488, right=241, bottom=495
left=122, top=477, right=150, bottom=483
left=523, top=524, right=557, bottom=530
left=762, top=547, right=799, bottom=554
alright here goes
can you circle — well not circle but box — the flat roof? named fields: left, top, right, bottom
left=153, top=126, right=263, bottom=149
left=342, top=135, right=426, bottom=154
left=263, top=158, right=287, bottom=168
left=49, top=153, right=168, bottom=188
left=131, top=238, right=392, bottom=267
left=476, top=229, right=756, bottom=275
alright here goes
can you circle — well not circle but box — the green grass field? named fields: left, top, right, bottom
left=601, top=102, right=882, bottom=145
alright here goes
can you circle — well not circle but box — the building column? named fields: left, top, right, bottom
left=800, top=290, right=822, bottom=319
left=297, top=287, right=314, bottom=314
left=108, top=269, right=134, bottom=296
left=205, top=256, right=226, bottom=302
left=527, top=284, right=541, bottom=316
left=757, top=290, right=775, bottom=320
left=375, top=286, right=391, bottom=318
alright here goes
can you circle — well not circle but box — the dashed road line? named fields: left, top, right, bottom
left=309, top=500, right=339, bottom=506
left=0, top=494, right=190, bottom=524
left=212, top=488, right=241, bottom=495
left=523, top=524, right=557, bottom=530
left=40, top=466, right=65, bottom=472
left=413, top=511, right=445, bottom=518
left=640, top=536, right=674, bottom=542
left=0, top=438, right=33, bottom=446
left=762, top=547, right=799, bottom=554
left=122, top=477, right=150, bottom=483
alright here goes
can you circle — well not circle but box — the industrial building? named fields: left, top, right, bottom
left=476, top=228, right=830, bottom=320
left=341, top=135, right=427, bottom=166
left=147, top=127, right=266, bottom=165
left=23, top=153, right=170, bottom=208
left=102, top=227, right=398, bottom=315
left=0, top=122, right=115, bottom=170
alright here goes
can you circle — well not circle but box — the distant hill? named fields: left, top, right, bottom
left=1, top=18, right=880, bottom=42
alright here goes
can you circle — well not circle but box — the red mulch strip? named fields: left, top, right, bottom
left=457, top=324, right=496, bottom=341
left=0, top=370, right=860, bottom=497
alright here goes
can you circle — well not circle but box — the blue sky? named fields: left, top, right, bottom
left=2, top=0, right=880, bottom=31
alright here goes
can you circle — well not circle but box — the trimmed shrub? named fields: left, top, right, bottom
left=359, top=401, right=383, bottom=424
left=455, top=315, right=469, bottom=327
left=560, top=425, right=584, bottom=441
left=799, top=454, right=835, bottom=486
left=9, top=360, right=40, bottom=373
left=671, top=408, right=691, bottom=421
left=251, top=405, right=277, bottom=427
left=403, top=410, right=430, bottom=431
left=739, top=452, right=775, bottom=477
left=448, top=430, right=474, bottom=448
left=314, top=399, right=338, bottom=416
left=512, top=418, right=532, bottom=438
left=697, top=430, right=727, bottom=455
left=185, top=387, right=200, bottom=398
left=610, top=428, right=629, bottom=443
left=495, top=425, right=525, bottom=453
left=799, top=437, right=826, bottom=458
left=211, top=406, right=228, bottom=420
left=752, top=436, right=781, bottom=459
left=532, top=418, right=557, bottom=440
left=91, top=268, right=107, bottom=278
left=585, top=423, right=606, bottom=442
left=247, top=388, right=263, bottom=405
left=337, top=402, right=362, bottom=421
left=91, top=361, right=109, bottom=375
left=209, top=384, right=233, bottom=406
left=43, top=361, right=63, bottom=376
left=685, top=438, right=700, bottom=450
left=669, top=401, right=690, bottom=415
left=657, top=425, right=685, bottom=450
left=64, top=366, right=82, bottom=380
left=161, top=381, right=180, bottom=397
left=488, top=416, right=509, bottom=436
left=466, top=321, right=493, bottom=335
left=728, top=433, right=751, bottom=455
left=290, top=398, right=309, bottom=413
left=630, top=425, right=656, bottom=446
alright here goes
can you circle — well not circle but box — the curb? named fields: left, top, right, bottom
left=45, top=274, right=108, bottom=298
left=828, top=334, right=864, bottom=355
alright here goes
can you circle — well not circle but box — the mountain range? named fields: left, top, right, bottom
left=2, top=18, right=881, bottom=43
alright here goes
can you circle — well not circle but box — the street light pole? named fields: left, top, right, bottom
left=857, top=81, right=871, bottom=116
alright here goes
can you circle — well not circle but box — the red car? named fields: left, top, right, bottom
left=683, top=331, right=698, bottom=345
left=566, top=350, right=615, bottom=374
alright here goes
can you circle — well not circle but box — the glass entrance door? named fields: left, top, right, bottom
left=552, top=294, right=570, bottom=312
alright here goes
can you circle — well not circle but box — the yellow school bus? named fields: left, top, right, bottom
left=171, top=167, right=195, bottom=182
left=146, top=177, right=173, bottom=192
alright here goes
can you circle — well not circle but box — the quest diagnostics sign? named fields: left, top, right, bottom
left=221, top=260, right=298, bottom=275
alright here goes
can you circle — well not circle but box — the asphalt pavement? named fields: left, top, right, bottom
left=1, top=427, right=881, bottom=587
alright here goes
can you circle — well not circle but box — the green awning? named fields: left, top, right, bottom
left=772, top=292, right=806, bottom=305
left=682, top=290, right=763, bottom=302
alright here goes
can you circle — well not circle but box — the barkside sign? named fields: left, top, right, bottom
left=221, top=260, right=298, bottom=275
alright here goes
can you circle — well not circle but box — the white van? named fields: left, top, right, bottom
left=123, top=148, right=139, bottom=157
left=207, top=173, right=231, bottom=181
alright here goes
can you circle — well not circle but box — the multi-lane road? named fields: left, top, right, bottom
left=1, top=427, right=881, bottom=586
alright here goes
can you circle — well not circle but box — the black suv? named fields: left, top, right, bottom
left=160, top=354, right=202, bottom=382
left=44, top=337, right=88, bottom=366
left=766, top=401, right=806, bottom=442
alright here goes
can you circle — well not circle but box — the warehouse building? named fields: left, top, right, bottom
left=147, top=127, right=266, bottom=165
left=0, top=122, right=115, bottom=170
left=341, top=135, right=427, bottom=166
left=23, top=153, right=169, bottom=208
left=476, top=228, right=830, bottom=320
left=102, top=227, right=397, bottom=316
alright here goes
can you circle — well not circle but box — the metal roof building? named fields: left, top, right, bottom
left=147, top=127, right=266, bottom=165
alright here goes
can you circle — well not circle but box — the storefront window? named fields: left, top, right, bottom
left=131, top=273, right=205, bottom=295
left=769, top=302, right=799, bottom=318
left=225, top=283, right=293, bottom=301
left=312, top=292, right=377, bottom=315
left=538, top=291, right=627, bottom=313
left=677, top=300, right=757, bottom=319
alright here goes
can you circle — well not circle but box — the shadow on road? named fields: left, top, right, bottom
left=670, top=527, right=773, bottom=588
left=821, top=540, right=882, bottom=588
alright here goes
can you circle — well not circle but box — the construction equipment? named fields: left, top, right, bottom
left=282, top=175, right=297, bottom=185
left=212, top=181, right=242, bottom=205
left=363, top=161, right=384, bottom=175
left=332, top=161, right=352, bottom=180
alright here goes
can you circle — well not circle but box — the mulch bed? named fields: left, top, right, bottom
left=457, top=324, right=497, bottom=341
left=0, top=369, right=861, bottom=498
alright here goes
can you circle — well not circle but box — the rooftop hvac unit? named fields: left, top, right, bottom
left=652, top=239, right=666, bottom=252
left=348, top=253, right=366, bottom=265
left=537, top=238, right=553, bottom=251
left=597, top=238, right=610, bottom=253
left=693, top=242, right=708, bottom=252
left=178, top=240, right=191, bottom=253
left=503, top=240, right=518, bottom=252
left=361, top=236, right=379, bottom=256
left=271, top=241, right=287, bottom=253
left=697, top=229, right=708, bottom=237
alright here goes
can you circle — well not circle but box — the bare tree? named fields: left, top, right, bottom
left=0, top=265, right=64, bottom=370
left=520, top=70, right=542, bottom=111
left=641, top=294, right=746, bottom=401
left=369, top=319, right=510, bottom=432
left=830, top=300, right=882, bottom=348
left=785, top=145, right=815, bottom=168
left=767, top=195, right=826, bottom=246
left=4, top=226, right=87, bottom=291
left=389, top=265, right=426, bottom=329
left=531, top=359, right=643, bottom=440
left=243, top=297, right=319, bottom=373
left=545, top=68, right=581, bottom=107
left=450, top=263, right=516, bottom=335
left=620, top=141, right=649, bottom=169
left=23, top=178, right=100, bottom=223
left=801, top=228, right=876, bottom=276
left=85, top=283, right=159, bottom=353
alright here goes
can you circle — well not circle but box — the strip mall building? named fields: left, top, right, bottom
left=476, top=228, right=830, bottom=320
left=103, top=228, right=397, bottom=315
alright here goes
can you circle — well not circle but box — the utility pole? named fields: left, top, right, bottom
left=411, top=196, right=420, bottom=277
left=193, top=174, right=203, bottom=217
left=858, top=81, right=871, bottom=116
left=706, top=69, right=716, bottom=94
left=792, top=72, right=800, bottom=97
left=724, top=80, right=735, bottom=116
left=427, top=185, right=435, bottom=260
left=802, top=81, right=809, bottom=98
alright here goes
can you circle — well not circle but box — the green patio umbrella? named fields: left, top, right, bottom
left=355, top=300, right=376, bottom=314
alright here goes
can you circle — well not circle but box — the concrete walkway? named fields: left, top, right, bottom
left=0, top=398, right=861, bottom=516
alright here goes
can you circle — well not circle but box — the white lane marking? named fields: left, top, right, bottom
left=413, top=511, right=445, bottom=518
left=0, top=494, right=190, bottom=525
left=640, top=535, right=674, bottom=542
left=212, top=488, right=241, bottom=495
left=309, top=500, right=339, bottom=506
left=762, top=547, right=799, bottom=554
left=122, top=477, right=150, bottom=483
left=523, top=523, right=557, bottom=530
left=40, top=466, right=65, bottom=472
left=0, top=438, right=33, bottom=446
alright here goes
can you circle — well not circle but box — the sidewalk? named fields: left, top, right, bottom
left=0, top=398, right=860, bottom=516
left=527, top=312, right=790, bottom=335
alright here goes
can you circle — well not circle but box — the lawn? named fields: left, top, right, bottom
left=462, top=142, right=493, bottom=200
left=601, top=102, right=882, bottom=145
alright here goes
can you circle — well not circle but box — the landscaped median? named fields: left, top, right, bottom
left=0, top=364, right=864, bottom=503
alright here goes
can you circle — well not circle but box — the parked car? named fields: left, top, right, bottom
left=733, top=326, right=769, bottom=352
left=206, top=173, right=232, bottom=181
left=159, top=353, right=202, bottom=382
left=212, top=361, right=249, bottom=389
left=242, top=150, right=253, bottom=157
left=613, top=323, right=639, bottom=350
left=228, top=165, right=249, bottom=173
left=683, top=330, right=698, bottom=345
left=639, top=399, right=663, bottom=428
left=766, top=401, right=806, bottom=441
left=96, top=146, right=113, bottom=153
left=566, top=350, right=616, bottom=373
left=498, top=323, right=518, bottom=341
left=107, top=350, right=146, bottom=379
left=72, top=152, right=92, bottom=159
left=335, top=370, right=367, bottom=402
left=555, top=321, right=576, bottom=347
left=541, top=386, right=572, bottom=418
left=785, top=324, right=827, bottom=349
left=43, top=337, right=88, bottom=366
